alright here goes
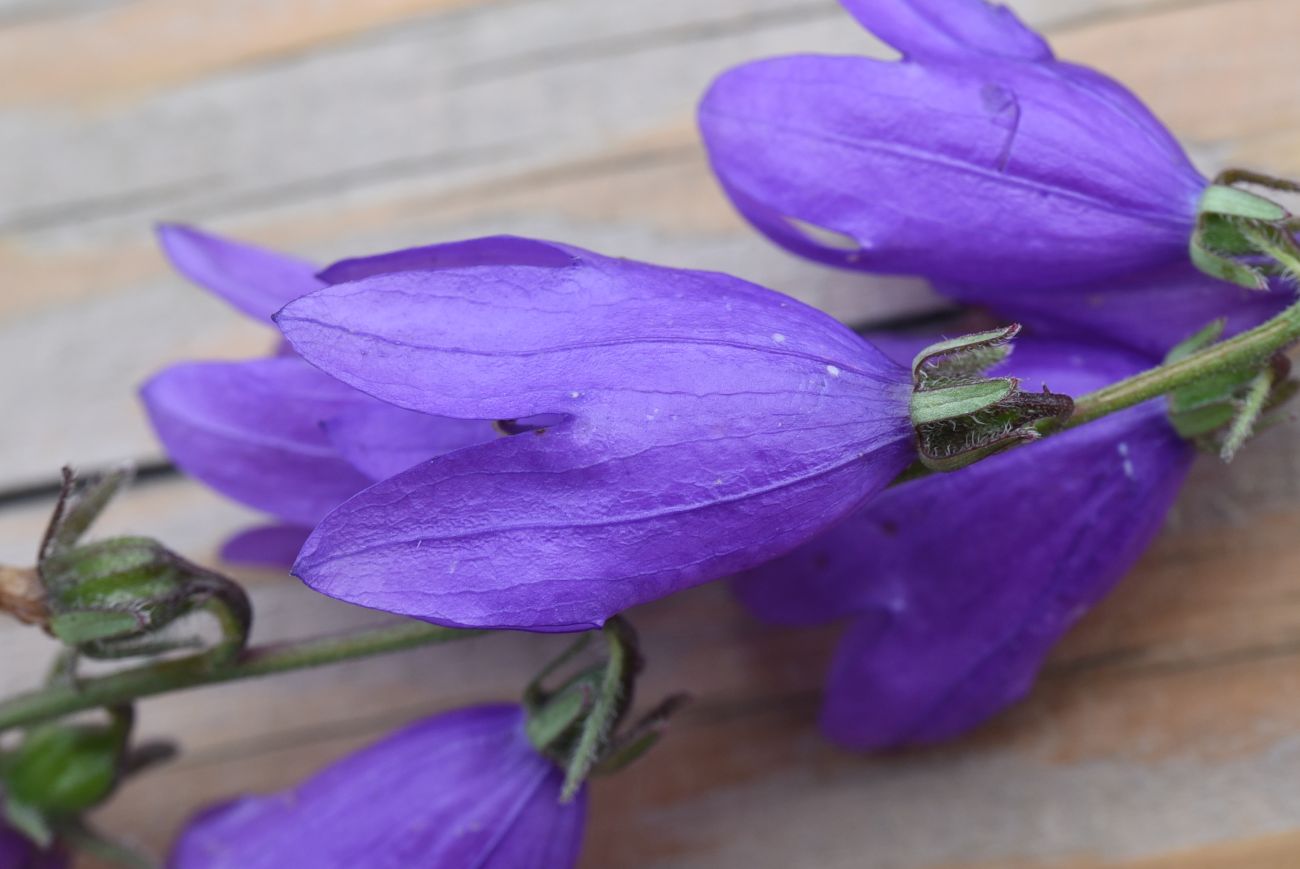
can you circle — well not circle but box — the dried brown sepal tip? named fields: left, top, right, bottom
left=911, top=326, right=1074, bottom=473
left=0, top=565, right=49, bottom=626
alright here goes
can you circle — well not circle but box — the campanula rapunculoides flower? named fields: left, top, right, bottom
left=734, top=335, right=1195, bottom=749
left=143, top=226, right=497, bottom=565
left=169, top=705, right=585, bottom=869
left=275, top=236, right=917, bottom=631
left=698, top=0, right=1208, bottom=292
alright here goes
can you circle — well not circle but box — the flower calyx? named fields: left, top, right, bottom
left=29, top=468, right=251, bottom=670
left=1192, top=169, right=1300, bottom=289
left=1165, top=320, right=1298, bottom=461
left=910, top=325, right=1074, bottom=472
left=523, top=617, right=689, bottom=802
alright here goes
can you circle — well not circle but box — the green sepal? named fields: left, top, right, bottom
left=522, top=618, right=686, bottom=801
left=1198, top=184, right=1289, bottom=222
left=2, top=799, right=53, bottom=849
left=920, top=428, right=1040, bottom=473
left=1219, top=366, right=1276, bottom=461
left=909, top=324, right=1073, bottom=473
left=1190, top=225, right=1268, bottom=290
left=1165, top=319, right=1226, bottom=364
left=48, top=611, right=143, bottom=646
left=909, top=378, right=1014, bottom=425
left=525, top=670, right=597, bottom=752
left=912, top=324, right=1019, bottom=387
left=1189, top=168, right=1300, bottom=288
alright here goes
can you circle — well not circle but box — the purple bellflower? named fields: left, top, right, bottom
left=169, top=705, right=585, bottom=869
left=274, top=236, right=917, bottom=631
left=734, top=335, right=1195, bottom=749
left=143, top=226, right=497, bottom=566
left=698, top=0, right=1210, bottom=292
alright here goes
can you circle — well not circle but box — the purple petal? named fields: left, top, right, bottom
left=318, top=235, right=582, bottom=284
left=169, top=705, right=585, bottom=869
left=0, top=823, right=65, bottom=869
left=734, top=336, right=1157, bottom=625
left=278, top=242, right=914, bottom=630
left=220, top=524, right=313, bottom=568
left=698, top=53, right=1205, bottom=290
left=278, top=244, right=900, bottom=420
left=738, top=338, right=1194, bottom=749
left=839, top=0, right=1050, bottom=61
left=944, top=261, right=1293, bottom=357
left=322, top=403, right=499, bottom=481
left=157, top=224, right=323, bottom=323
left=141, top=357, right=374, bottom=526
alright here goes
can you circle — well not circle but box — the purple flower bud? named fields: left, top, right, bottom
left=144, top=226, right=499, bottom=565
left=698, top=0, right=1207, bottom=291
left=275, top=237, right=915, bottom=631
left=169, top=705, right=585, bottom=869
left=734, top=336, right=1195, bottom=749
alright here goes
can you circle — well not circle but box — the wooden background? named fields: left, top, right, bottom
left=3, top=0, right=1300, bottom=865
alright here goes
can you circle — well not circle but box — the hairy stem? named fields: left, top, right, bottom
left=1065, top=298, right=1300, bottom=428
left=0, top=621, right=483, bottom=733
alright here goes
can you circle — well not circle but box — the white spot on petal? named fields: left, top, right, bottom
left=569, top=391, right=581, bottom=399
left=772, top=333, right=787, bottom=344
left=826, top=364, right=841, bottom=377
left=1117, top=441, right=1135, bottom=480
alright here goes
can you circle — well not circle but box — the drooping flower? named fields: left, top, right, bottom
left=275, top=236, right=918, bottom=631
left=698, top=0, right=1210, bottom=292
left=143, top=226, right=497, bottom=565
left=169, top=705, right=585, bottom=869
left=733, top=335, right=1195, bottom=749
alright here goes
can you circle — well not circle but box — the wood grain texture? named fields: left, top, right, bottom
left=2, top=0, right=1300, bottom=866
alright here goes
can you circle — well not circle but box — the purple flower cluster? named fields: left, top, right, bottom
left=138, top=0, right=1293, bottom=864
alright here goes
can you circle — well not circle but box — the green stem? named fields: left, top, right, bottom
left=1065, top=297, right=1300, bottom=428
left=894, top=293, right=1300, bottom=485
left=0, top=621, right=483, bottom=733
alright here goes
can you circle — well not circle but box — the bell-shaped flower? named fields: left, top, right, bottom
left=698, top=0, right=1209, bottom=292
left=168, top=705, right=585, bottom=869
left=734, top=335, right=1195, bottom=749
left=275, top=236, right=916, bottom=631
left=143, top=226, right=497, bottom=565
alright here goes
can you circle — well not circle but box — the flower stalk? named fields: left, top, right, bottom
left=0, top=621, right=483, bottom=734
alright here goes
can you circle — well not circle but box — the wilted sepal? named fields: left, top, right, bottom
left=910, top=326, right=1074, bottom=472
left=1191, top=169, right=1300, bottom=289
left=35, top=469, right=251, bottom=665
left=524, top=618, right=688, bottom=801
left=1164, top=321, right=1298, bottom=460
